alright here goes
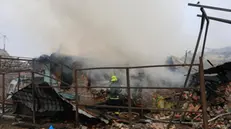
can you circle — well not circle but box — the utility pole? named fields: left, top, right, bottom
left=0, top=33, right=7, bottom=50
left=3, top=35, right=6, bottom=50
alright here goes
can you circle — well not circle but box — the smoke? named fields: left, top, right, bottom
left=48, top=0, right=187, bottom=64
left=2, top=0, right=190, bottom=88
left=0, top=0, right=189, bottom=64
left=47, top=0, right=187, bottom=88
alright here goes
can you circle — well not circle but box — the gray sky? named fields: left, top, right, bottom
left=0, top=0, right=230, bottom=64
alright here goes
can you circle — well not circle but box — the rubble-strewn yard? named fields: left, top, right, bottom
left=0, top=54, right=231, bottom=129
left=1, top=85, right=230, bottom=129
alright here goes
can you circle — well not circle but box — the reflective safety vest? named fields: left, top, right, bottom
left=109, top=96, right=120, bottom=100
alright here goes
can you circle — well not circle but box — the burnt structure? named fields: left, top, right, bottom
left=12, top=76, right=73, bottom=119
left=190, top=62, right=231, bottom=100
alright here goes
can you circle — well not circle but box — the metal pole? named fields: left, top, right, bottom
left=168, top=9, right=207, bottom=128
left=2, top=73, right=5, bottom=114
left=50, top=62, right=52, bottom=86
left=61, top=64, right=63, bottom=89
left=32, top=60, right=36, bottom=124
left=197, top=15, right=231, bottom=24
left=188, top=3, right=231, bottom=12
left=0, top=56, right=1, bottom=70
left=199, top=57, right=208, bottom=129
left=126, top=68, right=132, bottom=128
left=18, top=72, right=21, bottom=91
left=75, top=64, right=200, bottom=71
left=201, top=22, right=209, bottom=57
left=207, top=59, right=214, bottom=67
left=74, top=70, right=79, bottom=127
left=200, top=8, right=210, bottom=57
left=183, top=8, right=205, bottom=88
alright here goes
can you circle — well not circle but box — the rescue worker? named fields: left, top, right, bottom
left=107, top=75, right=122, bottom=106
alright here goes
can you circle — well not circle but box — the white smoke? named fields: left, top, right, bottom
left=47, top=0, right=187, bottom=88
left=1, top=0, right=192, bottom=88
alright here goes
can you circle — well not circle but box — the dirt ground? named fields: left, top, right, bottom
left=0, top=119, right=26, bottom=129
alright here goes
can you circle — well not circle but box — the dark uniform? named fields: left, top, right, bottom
left=107, top=75, right=122, bottom=106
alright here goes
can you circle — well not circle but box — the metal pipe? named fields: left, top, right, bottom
left=74, top=70, right=79, bottom=128
left=2, top=73, right=5, bottom=114
left=75, top=64, right=199, bottom=71
left=8, top=98, right=193, bottom=105
left=17, top=57, right=21, bottom=91
left=0, top=57, right=32, bottom=61
left=0, top=56, right=1, bottom=70
left=207, top=59, right=214, bottom=67
left=36, top=85, right=197, bottom=89
left=18, top=72, right=21, bottom=91
left=0, top=55, right=32, bottom=60
left=60, top=64, right=63, bottom=89
left=126, top=68, right=132, bottom=128
left=49, top=62, right=52, bottom=86
left=32, top=72, right=35, bottom=124
left=77, top=104, right=202, bottom=113
left=183, top=9, right=205, bottom=88
left=169, top=10, right=207, bottom=125
left=201, top=21, right=209, bottom=57
left=197, top=15, right=231, bottom=24
left=200, top=8, right=210, bottom=57
left=200, top=7, right=210, bottom=22
left=31, top=60, right=36, bottom=124
left=199, top=57, right=208, bottom=129
left=188, top=3, right=231, bottom=12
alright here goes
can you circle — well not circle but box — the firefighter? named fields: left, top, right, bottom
left=107, top=75, right=122, bottom=106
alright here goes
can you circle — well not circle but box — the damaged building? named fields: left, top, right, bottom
left=1, top=51, right=228, bottom=129
left=1, top=2, right=231, bottom=129
left=5, top=57, right=109, bottom=124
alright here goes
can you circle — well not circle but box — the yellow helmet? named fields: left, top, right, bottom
left=111, top=75, right=118, bottom=82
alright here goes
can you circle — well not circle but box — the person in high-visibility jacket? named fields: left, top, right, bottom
left=108, top=75, right=122, bottom=101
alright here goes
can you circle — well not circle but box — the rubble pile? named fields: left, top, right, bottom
left=76, top=85, right=230, bottom=129
left=1, top=53, right=231, bottom=129
left=145, top=88, right=230, bottom=129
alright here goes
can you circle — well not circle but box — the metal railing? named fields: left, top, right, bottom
left=0, top=57, right=208, bottom=129
left=0, top=57, right=70, bottom=125
left=74, top=62, right=206, bottom=128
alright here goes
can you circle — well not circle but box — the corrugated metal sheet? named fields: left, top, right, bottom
left=10, top=77, right=107, bottom=121
left=8, top=67, right=108, bottom=122
left=12, top=77, right=72, bottom=115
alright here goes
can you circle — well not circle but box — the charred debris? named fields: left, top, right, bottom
left=1, top=2, right=231, bottom=129
left=1, top=53, right=230, bottom=129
